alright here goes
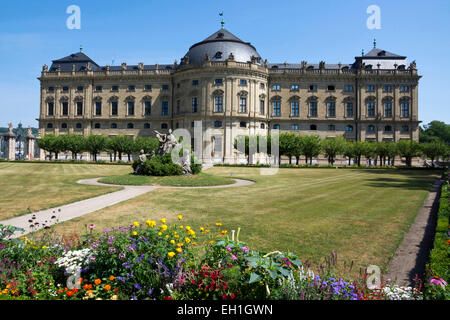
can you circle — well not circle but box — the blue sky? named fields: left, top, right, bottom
left=0, top=0, right=449, bottom=128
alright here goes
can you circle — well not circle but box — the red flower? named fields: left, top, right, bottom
left=67, top=291, right=74, bottom=297
left=165, top=296, right=172, bottom=300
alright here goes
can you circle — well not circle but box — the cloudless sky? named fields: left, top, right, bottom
left=0, top=0, right=449, bottom=128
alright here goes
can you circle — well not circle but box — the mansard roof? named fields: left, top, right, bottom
left=356, top=48, right=406, bottom=60
left=50, top=52, right=101, bottom=72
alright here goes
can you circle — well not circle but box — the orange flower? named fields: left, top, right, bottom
left=87, top=290, right=93, bottom=294
left=94, top=279, right=101, bottom=285
left=83, top=284, right=90, bottom=290
left=113, top=288, right=119, bottom=293
left=104, top=285, right=111, bottom=291
left=67, top=291, right=73, bottom=297
left=109, top=275, right=115, bottom=281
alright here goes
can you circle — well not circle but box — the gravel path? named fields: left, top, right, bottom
left=384, top=177, right=443, bottom=286
left=0, top=178, right=254, bottom=238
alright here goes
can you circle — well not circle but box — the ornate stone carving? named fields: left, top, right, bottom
left=319, top=61, right=325, bottom=69
left=42, top=64, right=48, bottom=72
left=228, top=52, right=235, bottom=61
left=154, top=129, right=192, bottom=175
left=121, top=62, right=127, bottom=70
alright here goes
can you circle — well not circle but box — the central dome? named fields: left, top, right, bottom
left=184, top=29, right=263, bottom=65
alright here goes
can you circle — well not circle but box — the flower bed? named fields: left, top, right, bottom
left=0, top=217, right=436, bottom=300
left=423, top=171, right=450, bottom=300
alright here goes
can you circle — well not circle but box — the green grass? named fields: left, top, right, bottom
left=0, top=162, right=129, bottom=221
left=98, top=172, right=235, bottom=187
left=34, top=166, right=441, bottom=278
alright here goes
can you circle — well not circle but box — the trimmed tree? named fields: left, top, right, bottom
left=421, top=140, right=448, bottom=167
left=85, top=135, right=108, bottom=162
left=322, top=137, right=346, bottom=165
left=302, top=135, right=322, bottom=165
left=397, top=140, right=422, bottom=167
left=62, top=134, right=86, bottom=160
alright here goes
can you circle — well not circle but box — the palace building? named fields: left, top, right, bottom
left=38, top=26, right=421, bottom=164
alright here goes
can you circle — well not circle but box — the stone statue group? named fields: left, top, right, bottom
left=135, top=129, right=192, bottom=175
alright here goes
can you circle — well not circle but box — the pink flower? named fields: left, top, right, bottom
left=88, top=224, right=96, bottom=229
left=429, top=276, right=447, bottom=288
left=241, top=247, right=249, bottom=253
left=226, top=247, right=232, bottom=252
left=231, top=254, right=237, bottom=261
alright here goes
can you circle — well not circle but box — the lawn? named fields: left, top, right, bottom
left=28, top=165, right=441, bottom=278
left=0, top=162, right=129, bottom=221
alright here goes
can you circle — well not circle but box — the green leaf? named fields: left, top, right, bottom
left=249, top=272, right=261, bottom=284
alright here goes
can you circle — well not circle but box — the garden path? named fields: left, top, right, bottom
left=0, top=178, right=254, bottom=239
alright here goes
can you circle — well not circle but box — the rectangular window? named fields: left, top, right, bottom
left=47, top=87, right=54, bottom=93
left=162, top=85, right=169, bottom=91
left=111, top=101, right=118, bottom=116
left=309, top=85, right=317, bottom=92
left=62, top=102, right=68, bottom=116
left=327, top=85, right=335, bottom=91
left=401, top=102, right=409, bottom=117
left=162, top=101, right=169, bottom=116
left=192, top=97, right=198, bottom=113
left=128, top=101, right=135, bottom=115
left=291, top=124, right=299, bottom=130
left=400, top=85, right=409, bottom=92
left=260, top=100, right=265, bottom=115
left=367, top=102, right=375, bottom=117
left=62, top=87, right=69, bottom=93
left=128, top=85, right=135, bottom=92
left=401, top=125, right=409, bottom=132
left=291, top=101, right=299, bottom=117
left=367, top=85, right=375, bottom=92
left=384, top=103, right=392, bottom=117
left=291, top=84, right=299, bottom=91
left=327, top=102, right=336, bottom=117
left=309, top=102, right=318, bottom=117
left=48, top=102, right=54, bottom=116
left=328, top=124, right=336, bottom=131
left=273, top=101, right=281, bottom=117
left=95, top=86, right=102, bottom=92
left=215, top=79, right=223, bottom=85
left=384, top=85, right=392, bottom=92
left=260, top=83, right=265, bottom=89
left=144, top=101, right=151, bottom=115
left=239, top=97, right=247, bottom=113
left=192, top=80, right=199, bottom=86
left=272, top=84, right=281, bottom=91
left=345, top=85, right=353, bottom=92
left=240, top=79, right=247, bottom=86
left=111, top=86, right=119, bottom=92
left=144, top=85, right=152, bottom=91
left=214, top=96, right=223, bottom=112
left=95, top=101, right=102, bottom=116
left=346, top=103, right=353, bottom=117
left=76, top=102, right=83, bottom=116
left=77, top=86, right=84, bottom=92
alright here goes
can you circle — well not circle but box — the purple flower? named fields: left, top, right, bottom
left=108, top=247, right=116, bottom=254
left=429, top=276, right=447, bottom=288
left=241, top=247, right=249, bottom=253
left=134, top=283, right=142, bottom=290
left=226, top=246, right=232, bottom=252
left=231, top=254, right=237, bottom=261
left=118, top=253, right=125, bottom=260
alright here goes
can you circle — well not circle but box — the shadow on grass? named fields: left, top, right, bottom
left=359, top=169, right=443, bottom=191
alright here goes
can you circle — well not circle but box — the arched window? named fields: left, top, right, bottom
left=273, top=124, right=280, bottom=130
left=144, top=123, right=151, bottom=129
left=368, top=125, right=375, bottom=132
left=111, top=123, right=117, bottom=129
left=127, top=123, right=134, bottom=129
left=76, top=123, right=82, bottom=129
left=214, top=121, right=222, bottom=128
left=346, top=125, right=353, bottom=132
left=61, top=123, right=68, bottom=129
left=310, top=124, right=317, bottom=131
left=367, top=101, right=376, bottom=117
left=260, top=123, right=265, bottom=129
left=47, top=123, right=53, bottom=129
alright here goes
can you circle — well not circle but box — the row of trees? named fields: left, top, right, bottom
left=37, top=134, right=159, bottom=162
left=236, top=133, right=449, bottom=167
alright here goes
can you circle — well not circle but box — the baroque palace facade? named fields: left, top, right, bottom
left=38, top=27, right=421, bottom=164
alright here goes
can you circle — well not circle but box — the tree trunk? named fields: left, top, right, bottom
left=296, top=156, right=299, bottom=165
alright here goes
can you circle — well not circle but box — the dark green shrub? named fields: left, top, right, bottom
left=138, top=154, right=183, bottom=176
left=190, top=155, right=202, bottom=175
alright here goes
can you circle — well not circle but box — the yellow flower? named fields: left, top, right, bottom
left=176, top=247, right=182, bottom=253
left=209, top=240, right=214, bottom=244
left=221, top=230, right=228, bottom=235
left=179, top=226, right=184, bottom=229
left=133, top=221, right=140, bottom=227
left=158, top=232, right=162, bottom=236
left=185, top=226, right=191, bottom=231
left=146, top=220, right=156, bottom=228
left=161, top=224, right=168, bottom=232
left=200, top=227, right=205, bottom=232
left=170, top=240, right=175, bottom=245
left=185, top=237, right=191, bottom=244
left=174, top=234, right=179, bottom=238
left=177, top=215, right=183, bottom=220
left=132, top=231, right=137, bottom=236
left=42, top=246, right=47, bottom=249
left=161, top=218, right=166, bottom=224
left=168, top=252, right=175, bottom=259
left=165, top=235, right=169, bottom=239
left=216, top=222, right=222, bottom=227
left=177, top=243, right=184, bottom=247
